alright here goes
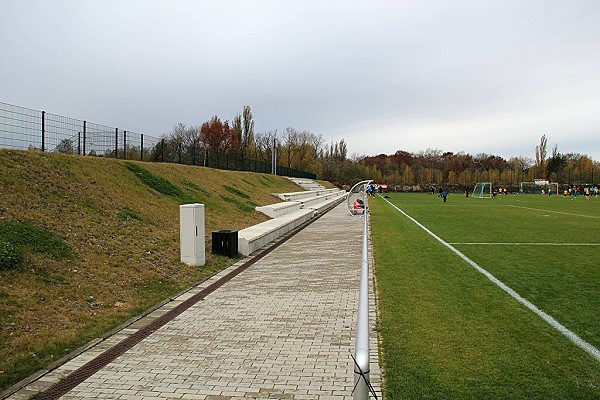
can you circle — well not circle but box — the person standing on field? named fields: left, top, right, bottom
left=442, top=188, right=448, bottom=203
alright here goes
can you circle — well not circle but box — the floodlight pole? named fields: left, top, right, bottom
left=271, top=137, right=277, bottom=175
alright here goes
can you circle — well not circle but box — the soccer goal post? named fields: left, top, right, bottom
left=520, top=181, right=559, bottom=195
left=472, top=182, right=492, bottom=198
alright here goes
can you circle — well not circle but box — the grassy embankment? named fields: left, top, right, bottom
left=0, top=149, right=316, bottom=391
left=371, top=192, right=600, bottom=399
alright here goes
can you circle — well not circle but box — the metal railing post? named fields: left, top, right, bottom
left=354, top=181, right=373, bottom=399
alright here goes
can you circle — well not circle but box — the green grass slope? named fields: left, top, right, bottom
left=0, top=149, right=302, bottom=391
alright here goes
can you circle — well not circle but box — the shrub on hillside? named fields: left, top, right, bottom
left=0, top=241, right=22, bottom=271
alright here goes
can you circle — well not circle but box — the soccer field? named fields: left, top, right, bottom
left=369, top=192, right=600, bottom=399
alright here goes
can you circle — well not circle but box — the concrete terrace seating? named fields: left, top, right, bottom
left=237, top=209, right=314, bottom=256
left=296, top=190, right=346, bottom=209
left=301, top=190, right=347, bottom=215
left=286, top=177, right=327, bottom=191
left=237, top=180, right=347, bottom=256
left=255, top=201, right=302, bottom=218
left=275, top=188, right=340, bottom=202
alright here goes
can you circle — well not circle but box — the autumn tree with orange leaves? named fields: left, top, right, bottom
left=200, top=116, right=240, bottom=154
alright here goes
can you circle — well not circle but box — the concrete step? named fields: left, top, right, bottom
left=255, top=201, right=302, bottom=218
left=237, top=209, right=315, bottom=256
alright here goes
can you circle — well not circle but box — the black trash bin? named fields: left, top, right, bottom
left=211, top=230, right=238, bottom=257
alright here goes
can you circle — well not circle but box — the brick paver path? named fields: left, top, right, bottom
left=8, top=203, right=381, bottom=399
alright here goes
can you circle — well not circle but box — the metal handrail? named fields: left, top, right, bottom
left=353, top=181, right=376, bottom=399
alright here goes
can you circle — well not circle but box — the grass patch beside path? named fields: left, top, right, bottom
left=371, top=193, right=600, bottom=399
left=0, top=150, right=300, bottom=392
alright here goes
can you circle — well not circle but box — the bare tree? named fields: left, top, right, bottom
left=170, top=123, right=187, bottom=164
left=311, top=133, right=325, bottom=159
left=254, top=130, right=277, bottom=163
left=184, top=125, right=201, bottom=165
left=282, top=127, right=300, bottom=168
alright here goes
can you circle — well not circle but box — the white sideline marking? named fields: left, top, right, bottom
left=380, top=196, right=600, bottom=362
left=507, top=205, right=600, bottom=219
left=450, top=242, right=600, bottom=246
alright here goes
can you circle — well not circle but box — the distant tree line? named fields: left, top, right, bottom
left=154, top=110, right=600, bottom=188
left=361, top=135, right=599, bottom=189
left=151, top=106, right=363, bottom=185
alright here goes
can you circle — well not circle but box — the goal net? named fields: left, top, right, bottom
left=472, top=182, right=492, bottom=198
left=519, top=181, right=559, bottom=195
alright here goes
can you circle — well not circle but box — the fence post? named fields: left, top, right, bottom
left=123, top=130, right=127, bottom=160
left=83, top=121, right=87, bottom=156
left=78, top=132, right=81, bottom=155
left=41, top=111, right=45, bottom=151
left=140, top=134, right=144, bottom=161
left=115, top=128, right=119, bottom=158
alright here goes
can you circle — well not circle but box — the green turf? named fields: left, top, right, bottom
left=370, top=193, right=600, bottom=399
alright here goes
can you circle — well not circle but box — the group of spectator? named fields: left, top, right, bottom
left=366, top=183, right=388, bottom=196
left=563, top=185, right=600, bottom=200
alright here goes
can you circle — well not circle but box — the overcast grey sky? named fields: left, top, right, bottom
left=1, top=0, right=599, bottom=161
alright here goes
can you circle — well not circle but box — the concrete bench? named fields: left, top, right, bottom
left=239, top=181, right=346, bottom=256
left=297, top=191, right=345, bottom=208
left=237, top=209, right=315, bottom=256
left=255, top=201, right=302, bottom=218
left=304, top=192, right=347, bottom=215
left=275, top=191, right=317, bottom=202
left=275, top=188, right=339, bottom=202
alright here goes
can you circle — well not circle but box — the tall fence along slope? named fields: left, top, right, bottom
left=0, top=149, right=304, bottom=392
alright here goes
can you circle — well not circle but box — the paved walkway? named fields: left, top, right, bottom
left=7, top=203, right=381, bottom=399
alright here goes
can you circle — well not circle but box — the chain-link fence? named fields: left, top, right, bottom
left=0, top=101, right=316, bottom=179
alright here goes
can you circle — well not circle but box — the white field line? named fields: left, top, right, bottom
left=450, top=242, right=600, bottom=246
left=506, top=205, right=600, bottom=219
left=380, top=196, right=600, bottom=362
